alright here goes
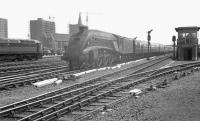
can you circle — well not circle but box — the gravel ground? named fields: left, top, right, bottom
left=85, top=69, right=200, bottom=121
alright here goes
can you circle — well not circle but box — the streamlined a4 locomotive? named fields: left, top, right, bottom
left=62, top=26, right=172, bottom=69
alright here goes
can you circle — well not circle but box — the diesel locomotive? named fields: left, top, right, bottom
left=0, top=38, right=43, bottom=61
left=62, top=26, right=173, bottom=69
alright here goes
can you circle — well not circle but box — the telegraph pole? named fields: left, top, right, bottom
left=147, top=29, right=153, bottom=60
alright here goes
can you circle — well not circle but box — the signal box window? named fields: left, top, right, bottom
left=179, top=33, right=186, bottom=38
left=191, top=32, right=197, bottom=38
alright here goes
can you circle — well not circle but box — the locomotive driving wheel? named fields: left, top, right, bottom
left=109, top=57, right=114, bottom=66
left=104, top=56, right=110, bottom=66
left=96, top=57, right=103, bottom=67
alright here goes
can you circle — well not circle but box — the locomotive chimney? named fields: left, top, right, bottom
left=77, top=13, right=88, bottom=33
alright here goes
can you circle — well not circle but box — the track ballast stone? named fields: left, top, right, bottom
left=85, top=71, right=200, bottom=121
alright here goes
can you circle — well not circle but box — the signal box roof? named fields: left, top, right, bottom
left=175, top=26, right=200, bottom=32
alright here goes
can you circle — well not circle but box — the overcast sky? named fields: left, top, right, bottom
left=1, top=0, right=200, bottom=45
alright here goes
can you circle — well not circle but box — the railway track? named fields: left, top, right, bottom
left=0, top=62, right=67, bottom=77
left=0, top=55, right=168, bottom=90
left=0, top=55, right=173, bottom=121
left=0, top=65, right=71, bottom=89
left=0, top=57, right=62, bottom=68
left=0, top=64, right=67, bottom=80
left=94, top=55, right=170, bottom=80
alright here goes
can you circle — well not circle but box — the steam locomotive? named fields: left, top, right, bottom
left=62, top=26, right=173, bottom=69
left=0, top=38, right=43, bottom=61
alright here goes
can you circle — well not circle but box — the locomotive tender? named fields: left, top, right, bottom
left=0, top=38, right=43, bottom=61
left=62, top=26, right=172, bottom=69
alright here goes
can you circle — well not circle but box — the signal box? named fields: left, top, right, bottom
left=175, top=26, right=200, bottom=61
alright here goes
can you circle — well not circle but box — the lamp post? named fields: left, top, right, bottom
left=147, top=29, right=153, bottom=60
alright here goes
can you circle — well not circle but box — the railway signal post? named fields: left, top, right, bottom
left=147, top=29, right=153, bottom=60
left=172, top=35, right=176, bottom=59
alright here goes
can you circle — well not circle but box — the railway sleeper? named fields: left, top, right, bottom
left=98, top=98, right=113, bottom=102
left=7, top=84, right=18, bottom=89
left=27, top=108, right=44, bottom=113
left=80, top=100, right=90, bottom=107
left=89, top=102, right=104, bottom=106
left=96, top=100, right=109, bottom=104
left=103, top=97, right=117, bottom=100
left=69, top=104, right=81, bottom=112
left=108, top=84, right=123, bottom=87
left=109, top=94, right=122, bottom=98
left=2, top=80, right=33, bottom=89
left=88, top=97, right=98, bottom=103
left=16, top=82, right=26, bottom=87
left=14, top=111, right=34, bottom=119
left=53, top=96, right=66, bottom=102
left=72, top=110, right=88, bottom=115
left=72, top=96, right=81, bottom=102
left=56, top=103, right=69, bottom=110
left=90, top=91, right=107, bottom=96
left=80, top=107, right=94, bottom=111
left=156, top=79, right=168, bottom=88
left=173, top=74, right=180, bottom=80
left=106, top=87, right=118, bottom=90
left=24, top=81, right=32, bottom=86
left=95, top=94, right=106, bottom=100
left=181, top=72, right=187, bottom=77
left=0, top=86, right=10, bottom=90
left=18, top=105, right=32, bottom=113
left=64, top=100, right=74, bottom=106
left=0, top=110, right=15, bottom=117
left=101, top=88, right=113, bottom=91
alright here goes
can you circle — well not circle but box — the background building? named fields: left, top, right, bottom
left=53, top=33, right=69, bottom=52
left=0, top=18, right=8, bottom=38
left=30, top=18, right=55, bottom=50
left=30, top=18, right=69, bottom=53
